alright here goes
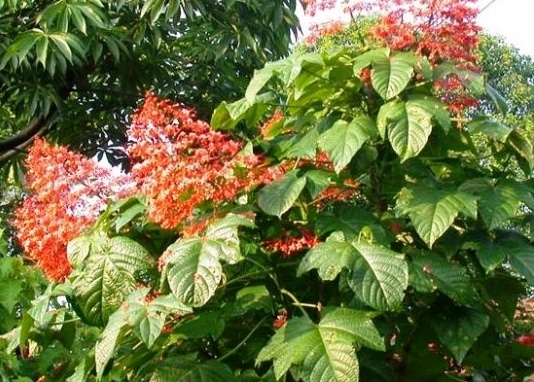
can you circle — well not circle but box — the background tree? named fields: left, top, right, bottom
left=0, top=0, right=299, bottom=171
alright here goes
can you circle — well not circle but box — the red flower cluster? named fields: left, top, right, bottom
left=263, top=228, right=320, bottom=258
left=12, top=138, right=135, bottom=281
left=127, top=93, right=281, bottom=230
left=517, top=334, right=534, bottom=347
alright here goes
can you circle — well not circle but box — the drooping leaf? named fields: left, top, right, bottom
left=485, top=83, right=509, bottom=115
left=258, top=171, right=307, bottom=217
left=506, top=129, right=534, bottom=174
left=430, top=308, right=489, bottom=364
left=69, top=232, right=153, bottom=326
left=468, top=117, right=512, bottom=142
left=318, top=116, right=377, bottom=173
left=151, top=354, right=236, bottom=382
left=498, top=232, right=534, bottom=285
left=396, top=185, right=477, bottom=247
left=257, top=308, right=384, bottom=382
left=371, top=52, right=415, bottom=100
left=377, top=96, right=442, bottom=161
left=348, top=243, right=408, bottom=312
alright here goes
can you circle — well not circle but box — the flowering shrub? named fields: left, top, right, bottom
left=4, top=1, right=534, bottom=381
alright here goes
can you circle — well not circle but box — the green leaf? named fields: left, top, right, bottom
left=468, top=118, right=512, bottom=142
left=371, top=52, right=414, bottom=100
left=284, top=126, right=319, bottom=160
left=459, top=178, right=533, bottom=229
left=162, top=215, right=251, bottom=307
left=305, top=170, right=332, bottom=198
left=69, top=232, right=153, bottom=326
left=318, top=116, right=376, bottom=173
left=95, top=305, right=127, bottom=377
left=396, top=185, right=477, bottom=247
left=353, top=48, right=389, bottom=74
left=410, top=252, right=477, bottom=306
left=498, top=233, right=534, bottom=285
left=477, top=238, right=506, bottom=272
left=162, top=238, right=222, bottom=307
left=485, top=83, right=508, bottom=115
left=430, top=308, right=489, bottom=364
left=151, top=354, right=236, bottom=381
left=257, top=171, right=307, bottom=217
left=506, top=129, right=534, bottom=173
left=348, top=243, right=408, bottom=312
left=298, top=236, right=358, bottom=280
left=377, top=97, right=439, bottom=161
left=257, top=308, right=384, bottom=381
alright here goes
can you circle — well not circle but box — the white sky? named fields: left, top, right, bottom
left=297, top=0, right=534, bottom=58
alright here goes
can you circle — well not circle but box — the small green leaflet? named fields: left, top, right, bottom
left=258, top=171, right=306, bottom=217
left=317, top=116, right=377, bottom=173
left=377, top=96, right=449, bottom=161
left=161, top=214, right=253, bottom=307
left=396, top=185, right=477, bottom=247
left=467, top=117, right=512, bottom=143
left=256, top=308, right=384, bottom=382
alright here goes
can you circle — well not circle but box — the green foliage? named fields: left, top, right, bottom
left=3, top=15, right=534, bottom=382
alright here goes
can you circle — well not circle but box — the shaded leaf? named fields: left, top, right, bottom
left=258, top=171, right=306, bottom=217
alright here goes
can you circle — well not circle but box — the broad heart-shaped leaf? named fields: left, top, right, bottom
left=258, top=171, right=307, bottom=217
left=377, top=96, right=444, bottom=161
left=257, top=308, right=385, bottom=382
left=410, top=252, right=478, bottom=306
left=497, top=232, right=534, bottom=285
left=150, top=354, right=236, bottom=382
left=459, top=178, right=534, bottom=230
left=318, top=116, right=377, bottom=173
left=396, top=185, right=477, bottom=247
left=162, top=214, right=251, bottom=307
left=68, top=232, right=153, bottom=326
left=371, top=51, right=415, bottom=100
left=430, top=308, right=489, bottom=364
left=349, top=243, right=408, bottom=312
left=95, top=289, right=192, bottom=377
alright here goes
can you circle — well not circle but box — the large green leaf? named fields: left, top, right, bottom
left=68, top=232, right=153, bottom=326
left=410, top=252, right=478, bottom=306
left=506, top=129, right=534, bottom=173
left=151, top=354, right=236, bottom=382
left=257, top=171, right=307, bottom=217
left=348, top=243, right=408, bottom=312
left=371, top=52, right=414, bottom=100
left=256, top=308, right=384, bottom=382
left=317, top=116, right=377, bottom=173
left=459, top=178, right=534, bottom=229
left=162, top=214, right=252, bottom=307
left=396, top=185, right=477, bottom=247
left=377, top=96, right=443, bottom=161
left=430, top=308, right=489, bottom=364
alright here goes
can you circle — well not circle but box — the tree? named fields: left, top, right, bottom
left=0, top=0, right=299, bottom=171
left=2, top=0, right=534, bottom=381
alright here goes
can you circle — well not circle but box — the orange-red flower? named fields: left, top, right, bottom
left=12, top=138, right=135, bottom=281
left=127, top=93, right=282, bottom=230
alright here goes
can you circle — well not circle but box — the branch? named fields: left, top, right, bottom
left=0, top=115, right=46, bottom=153
left=0, top=119, right=51, bottom=166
